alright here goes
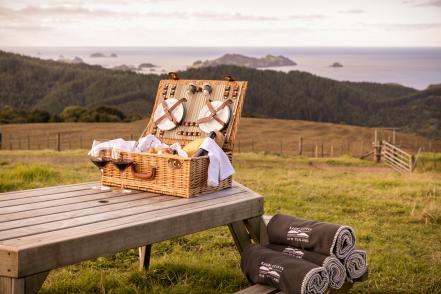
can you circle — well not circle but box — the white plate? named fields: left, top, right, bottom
left=153, top=98, right=185, bottom=131
left=198, top=100, right=231, bottom=133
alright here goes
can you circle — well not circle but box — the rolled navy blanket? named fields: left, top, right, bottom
left=266, top=244, right=346, bottom=290
left=343, top=249, right=368, bottom=280
left=267, top=214, right=356, bottom=259
left=241, top=244, right=329, bottom=294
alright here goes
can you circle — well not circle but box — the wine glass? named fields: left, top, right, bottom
left=111, top=147, right=133, bottom=193
left=90, top=140, right=112, bottom=191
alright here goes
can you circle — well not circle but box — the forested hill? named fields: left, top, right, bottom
left=0, top=50, right=440, bottom=138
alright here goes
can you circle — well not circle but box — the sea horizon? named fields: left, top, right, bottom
left=2, top=46, right=441, bottom=90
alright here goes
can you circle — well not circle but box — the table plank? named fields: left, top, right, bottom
left=0, top=188, right=111, bottom=208
left=14, top=190, right=263, bottom=277
left=0, top=191, right=154, bottom=223
left=0, top=190, right=145, bottom=215
left=0, top=185, right=246, bottom=243
left=0, top=182, right=95, bottom=200
left=0, top=193, right=175, bottom=231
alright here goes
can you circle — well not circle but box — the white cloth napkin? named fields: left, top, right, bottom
left=136, top=134, right=168, bottom=151
left=199, top=137, right=235, bottom=187
left=88, top=138, right=137, bottom=156
left=88, top=135, right=188, bottom=158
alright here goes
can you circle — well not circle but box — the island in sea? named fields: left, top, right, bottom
left=138, top=63, right=158, bottom=69
left=330, top=62, right=343, bottom=68
left=90, top=52, right=118, bottom=58
left=190, top=53, right=296, bottom=69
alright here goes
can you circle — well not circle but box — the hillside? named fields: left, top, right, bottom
left=0, top=50, right=440, bottom=138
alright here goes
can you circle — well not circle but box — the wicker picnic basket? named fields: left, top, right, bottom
left=101, top=74, right=247, bottom=198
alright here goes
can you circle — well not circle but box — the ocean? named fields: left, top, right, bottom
left=3, top=47, right=441, bottom=90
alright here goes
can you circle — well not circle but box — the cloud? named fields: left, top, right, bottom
left=363, top=21, right=441, bottom=30
left=288, top=14, right=326, bottom=20
left=0, top=24, right=52, bottom=31
left=187, top=11, right=278, bottom=21
left=338, top=9, right=365, bottom=14
left=0, top=5, right=286, bottom=22
left=385, top=22, right=441, bottom=30
left=402, top=0, right=441, bottom=7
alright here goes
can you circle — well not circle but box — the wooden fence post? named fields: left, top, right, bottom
left=298, top=137, right=303, bottom=156
left=57, top=133, right=61, bottom=152
left=314, top=145, right=318, bottom=158
left=80, top=135, right=83, bottom=149
left=238, top=140, right=241, bottom=153
left=321, top=141, right=324, bottom=158
left=374, top=129, right=382, bottom=163
left=0, top=132, right=2, bottom=150
left=9, top=134, right=12, bottom=150
left=251, top=139, right=254, bottom=153
left=280, top=141, right=283, bottom=154
left=330, top=146, right=334, bottom=157
left=18, top=137, right=22, bottom=149
left=27, top=135, right=30, bottom=150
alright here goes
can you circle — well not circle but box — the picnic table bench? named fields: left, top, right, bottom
left=0, top=181, right=264, bottom=294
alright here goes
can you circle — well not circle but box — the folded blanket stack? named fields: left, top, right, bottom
left=242, top=245, right=329, bottom=294
left=266, top=244, right=347, bottom=289
left=240, top=214, right=368, bottom=294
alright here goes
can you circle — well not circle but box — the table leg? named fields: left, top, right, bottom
left=228, top=216, right=265, bottom=253
left=0, top=271, right=49, bottom=294
left=138, top=245, right=152, bottom=271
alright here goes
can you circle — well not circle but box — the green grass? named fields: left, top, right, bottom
left=0, top=150, right=440, bottom=293
left=416, top=152, right=441, bottom=173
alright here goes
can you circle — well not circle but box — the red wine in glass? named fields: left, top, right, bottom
left=91, top=157, right=111, bottom=169
left=112, top=159, right=134, bottom=172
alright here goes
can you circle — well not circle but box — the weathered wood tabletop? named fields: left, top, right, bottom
left=0, top=181, right=264, bottom=294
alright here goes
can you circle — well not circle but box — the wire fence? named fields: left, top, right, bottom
left=1, top=131, right=439, bottom=159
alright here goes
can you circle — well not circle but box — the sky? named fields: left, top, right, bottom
left=0, top=0, right=441, bottom=47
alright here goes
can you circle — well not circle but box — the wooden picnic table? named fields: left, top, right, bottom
left=0, top=181, right=264, bottom=294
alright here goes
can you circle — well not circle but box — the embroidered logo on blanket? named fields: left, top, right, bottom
left=287, top=226, right=311, bottom=243
left=259, top=261, right=284, bottom=283
left=282, top=247, right=304, bottom=259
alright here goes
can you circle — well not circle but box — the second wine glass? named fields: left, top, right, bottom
left=111, top=148, right=133, bottom=193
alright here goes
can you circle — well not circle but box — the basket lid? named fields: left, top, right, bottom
left=141, top=76, right=247, bottom=152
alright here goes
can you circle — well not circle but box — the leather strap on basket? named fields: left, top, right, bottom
left=131, top=164, right=156, bottom=180
left=197, top=99, right=233, bottom=127
left=154, top=98, right=186, bottom=126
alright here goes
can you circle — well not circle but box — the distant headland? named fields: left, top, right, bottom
left=190, top=53, right=296, bottom=69
left=90, top=52, right=118, bottom=58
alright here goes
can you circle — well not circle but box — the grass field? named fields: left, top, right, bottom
left=0, top=150, right=440, bottom=293
left=1, top=118, right=440, bottom=156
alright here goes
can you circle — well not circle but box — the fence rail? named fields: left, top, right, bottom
left=0, top=131, right=438, bottom=160
left=382, top=140, right=415, bottom=173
